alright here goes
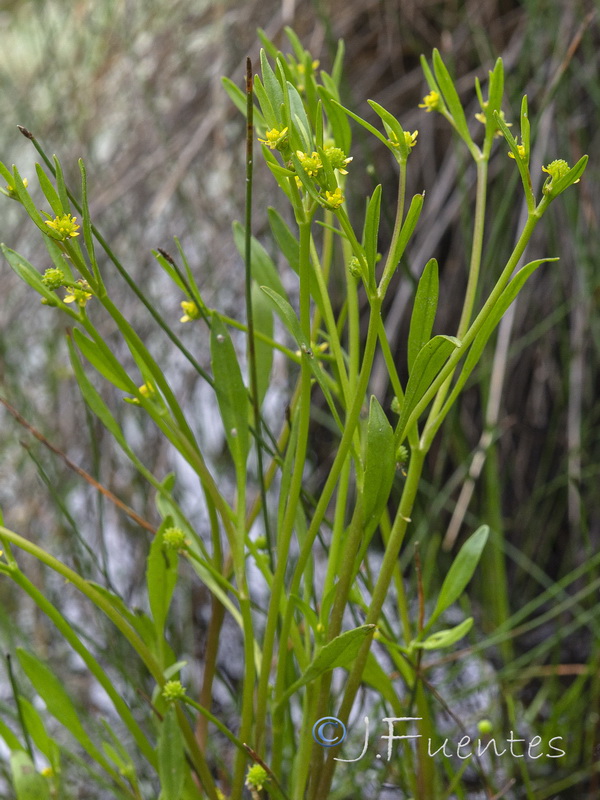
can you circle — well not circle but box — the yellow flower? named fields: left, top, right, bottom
left=296, top=150, right=322, bottom=177
left=64, top=280, right=92, bottom=307
left=508, top=142, right=526, bottom=160
left=389, top=129, right=418, bottom=150
left=419, top=91, right=440, bottom=112
left=258, top=127, right=289, bottom=150
left=324, top=187, right=344, bottom=208
left=45, top=213, right=80, bottom=239
left=4, top=178, right=28, bottom=198
left=180, top=300, right=200, bottom=322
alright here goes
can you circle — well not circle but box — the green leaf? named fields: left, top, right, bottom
left=288, top=81, right=313, bottom=152
left=0, top=718, right=23, bottom=752
left=332, top=100, right=390, bottom=148
left=551, top=154, right=588, bottom=197
left=147, top=517, right=179, bottom=640
left=16, top=649, right=103, bottom=764
left=362, top=396, right=395, bottom=535
left=317, top=86, right=351, bottom=154
left=432, top=50, right=473, bottom=147
left=363, top=185, right=382, bottom=284
left=232, top=221, right=288, bottom=300
left=67, top=337, right=128, bottom=449
left=381, top=193, right=424, bottom=293
left=415, top=617, right=473, bottom=650
left=251, top=282, right=274, bottom=407
left=79, top=159, right=101, bottom=287
left=252, top=75, right=277, bottom=129
left=362, top=652, right=401, bottom=711
left=260, top=49, right=284, bottom=126
left=439, top=258, right=557, bottom=420
left=276, top=625, right=376, bottom=708
left=428, top=526, right=489, bottom=628
left=157, top=707, right=185, bottom=800
left=19, top=697, right=53, bottom=759
left=407, top=258, right=439, bottom=372
left=72, top=328, right=137, bottom=394
left=397, top=335, right=460, bottom=441
left=10, top=751, right=51, bottom=800
left=267, top=207, right=299, bottom=274
left=210, top=316, right=250, bottom=472
left=35, top=164, right=63, bottom=216
left=1, top=245, right=68, bottom=307
left=367, top=100, right=407, bottom=158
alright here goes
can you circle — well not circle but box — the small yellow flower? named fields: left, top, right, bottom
left=45, top=213, right=80, bottom=239
left=389, top=130, right=418, bottom=150
left=476, top=107, right=512, bottom=136
left=296, top=150, right=322, bottom=177
left=41, top=767, right=53, bottom=778
left=162, top=680, right=187, bottom=702
left=180, top=300, right=201, bottom=323
left=508, top=141, right=526, bottom=160
left=64, top=280, right=92, bottom=308
left=324, top=187, right=344, bottom=208
left=419, top=91, right=440, bottom=112
left=4, top=178, right=28, bottom=198
left=257, top=127, right=289, bottom=150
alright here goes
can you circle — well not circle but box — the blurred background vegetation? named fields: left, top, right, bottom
left=0, top=0, right=598, bottom=797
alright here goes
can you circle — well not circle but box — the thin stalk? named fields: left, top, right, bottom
left=255, top=217, right=315, bottom=755
left=315, top=446, right=426, bottom=797
left=244, top=57, right=273, bottom=570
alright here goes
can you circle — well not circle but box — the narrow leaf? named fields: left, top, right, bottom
left=157, top=707, right=185, bottom=800
left=415, top=617, right=473, bottom=650
left=428, top=526, right=489, bottom=628
left=407, top=258, right=439, bottom=372
left=363, top=396, right=395, bottom=534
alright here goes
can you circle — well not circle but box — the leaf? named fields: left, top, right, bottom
left=35, top=164, right=63, bottom=215
left=439, top=258, right=557, bottom=420
left=210, top=316, right=250, bottom=472
left=267, top=207, right=299, bottom=274
left=363, top=185, right=382, bottom=284
left=147, top=517, right=179, bottom=640
left=317, top=86, right=351, bottom=154
left=367, top=100, right=407, bottom=158
left=415, top=617, right=474, bottom=650
left=276, top=625, right=376, bottom=708
left=362, top=652, right=401, bottom=711
left=157, top=707, right=185, bottom=800
left=362, top=396, right=395, bottom=535
left=397, top=335, right=460, bottom=441
left=72, top=328, right=136, bottom=394
left=381, top=193, right=424, bottom=292
left=10, top=751, right=51, bottom=800
left=432, top=49, right=472, bottom=145
left=16, top=649, right=103, bottom=764
left=427, top=526, right=489, bottom=628
left=232, top=221, right=288, bottom=300
left=407, top=258, right=439, bottom=372
left=251, top=282, right=274, bottom=407
left=1, top=245, right=65, bottom=306
left=260, top=49, right=284, bottom=125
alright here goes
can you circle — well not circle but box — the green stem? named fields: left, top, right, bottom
left=255, top=217, right=314, bottom=756
left=315, top=446, right=426, bottom=797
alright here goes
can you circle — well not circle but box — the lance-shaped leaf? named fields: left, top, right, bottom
left=276, top=625, right=376, bottom=708
left=146, top=517, right=179, bottom=640
left=427, top=525, right=489, bottom=629
left=363, top=396, right=395, bottom=535
left=157, top=707, right=186, bottom=800
left=10, top=751, right=51, bottom=800
left=363, top=185, right=382, bottom=287
left=211, top=316, right=250, bottom=472
left=413, top=617, right=473, bottom=650
left=397, top=335, right=460, bottom=442
left=232, top=221, right=288, bottom=300
left=432, top=49, right=474, bottom=151
left=407, top=258, right=438, bottom=372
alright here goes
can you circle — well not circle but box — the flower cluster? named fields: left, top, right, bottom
left=245, top=764, right=268, bottom=792
left=388, top=129, right=418, bottom=152
left=44, top=213, right=80, bottom=239
left=42, top=267, right=67, bottom=290
left=3, top=177, right=28, bottom=199
left=162, top=526, right=189, bottom=552
left=162, top=680, right=187, bottom=702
